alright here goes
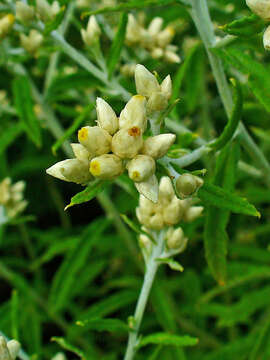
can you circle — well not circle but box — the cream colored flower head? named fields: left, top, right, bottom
left=36, top=0, right=60, bottom=22
left=46, top=65, right=176, bottom=202
left=0, top=336, right=21, bottom=360
left=126, top=15, right=181, bottom=63
left=246, top=0, right=270, bottom=20
left=0, top=178, right=27, bottom=219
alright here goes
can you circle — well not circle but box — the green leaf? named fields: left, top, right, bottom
left=156, top=258, right=184, bottom=272
left=0, top=123, right=23, bottom=156
left=204, top=142, right=240, bottom=284
left=48, top=218, right=110, bottom=312
left=214, top=47, right=270, bottom=113
left=220, top=14, right=265, bottom=38
left=11, top=290, right=19, bottom=341
left=210, top=79, right=243, bottom=151
left=76, top=317, right=129, bottom=333
left=52, top=103, right=94, bottom=155
left=65, top=180, right=109, bottom=210
left=12, top=76, right=42, bottom=147
left=79, top=290, right=137, bottom=321
left=198, top=182, right=260, bottom=217
left=138, top=333, right=198, bottom=349
left=107, top=12, right=128, bottom=79
left=44, top=6, right=66, bottom=35
left=51, top=337, right=86, bottom=358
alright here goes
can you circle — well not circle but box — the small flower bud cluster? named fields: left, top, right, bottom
left=0, top=336, right=20, bottom=360
left=136, top=177, right=203, bottom=230
left=0, top=178, right=27, bottom=219
left=20, top=30, right=43, bottom=55
left=0, top=14, right=15, bottom=40
left=245, top=0, right=270, bottom=50
left=126, top=15, right=181, bottom=63
left=135, top=64, right=172, bottom=113
left=15, top=0, right=60, bottom=24
left=81, top=16, right=101, bottom=47
left=47, top=65, right=176, bottom=201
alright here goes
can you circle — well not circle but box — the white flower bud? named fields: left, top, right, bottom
left=164, top=50, right=181, bottom=64
left=148, top=17, right=164, bottom=37
left=0, top=14, right=15, bottom=39
left=138, top=194, right=156, bottom=214
left=20, top=30, right=43, bottom=55
left=78, top=126, right=112, bottom=156
left=7, top=340, right=21, bottom=360
left=147, top=92, right=168, bottom=112
left=46, top=159, right=92, bottom=184
left=90, top=154, right=123, bottom=179
left=246, top=0, right=270, bottom=20
left=176, top=174, right=203, bottom=198
left=120, top=64, right=136, bottom=77
left=135, top=64, right=160, bottom=97
left=96, top=98, right=118, bottom=135
left=51, top=353, right=67, bottom=360
left=148, top=212, right=164, bottom=229
left=16, top=2, right=35, bottom=24
left=166, top=227, right=187, bottom=252
left=81, top=16, right=101, bottom=46
left=160, top=75, right=172, bottom=100
left=126, top=14, right=142, bottom=44
left=183, top=206, right=204, bottom=222
left=71, top=143, right=91, bottom=162
left=111, top=127, right=143, bottom=159
left=36, top=0, right=59, bottom=22
left=135, top=174, right=159, bottom=203
left=163, top=197, right=183, bottom=225
left=0, top=337, right=11, bottom=360
left=119, top=95, right=147, bottom=132
left=263, top=25, right=270, bottom=50
left=151, top=48, right=164, bottom=59
left=159, top=176, right=175, bottom=204
left=139, top=232, right=152, bottom=254
left=157, top=26, right=175, bottom=48
left=127, top=155, right=155, bottom=182
left=142, top=134, right=176, bottom=159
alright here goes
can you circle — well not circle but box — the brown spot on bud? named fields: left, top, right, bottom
left=128, top=126, right=141, bottom=137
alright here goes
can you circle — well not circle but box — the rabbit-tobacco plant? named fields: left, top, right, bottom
left=1, top=0, right=270, bottom=359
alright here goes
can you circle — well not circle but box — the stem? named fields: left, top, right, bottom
left=44, top=1, right=76, bottom=94
left=124, top=231, right=164, bottom=360
left=189, top=0, right=270, bottom=186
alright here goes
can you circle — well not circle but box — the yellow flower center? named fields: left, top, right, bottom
left=131, top=171, right=141, bottom=181
left=78, top=127, right=88, bottom=142
left=90, top=160, right=101, bottom=176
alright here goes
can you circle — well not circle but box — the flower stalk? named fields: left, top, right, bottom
left=124, top=230, right=165, bottom=360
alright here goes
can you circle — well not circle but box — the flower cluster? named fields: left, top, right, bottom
left=0, top=178, right=27, bottom=219
left=137, top=176, right=203, bottom=257
left=47, top=64, right=176, bottom=202
left=13, top=0, right=61, bottom=55
left=126, top=15, right=181, bottom=63
left=0, top=14, right=15, bottom=40
left=0, top=337, right=20, bottom=360
left=246, top=0, right=270, bottom=49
